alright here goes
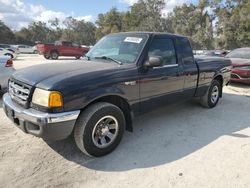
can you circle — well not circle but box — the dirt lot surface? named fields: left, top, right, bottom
left=0, top=54, right=250, bottom=188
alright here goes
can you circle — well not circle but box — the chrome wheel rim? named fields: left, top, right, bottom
left=211, top=85, right=219, bottom=104
left=92, top=115, right=119, bottom=148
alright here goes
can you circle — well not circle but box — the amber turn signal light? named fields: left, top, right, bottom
left=48, top=91, right=63, bottom=108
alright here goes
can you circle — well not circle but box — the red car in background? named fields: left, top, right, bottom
left=37, top=41, right=89, bottom=60
left=226, top=48, right=250, bottom=84
left=204, top=50, right=229, bottom=57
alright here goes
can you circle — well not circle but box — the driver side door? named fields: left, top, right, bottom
left=139, top=35, right=185, bottom=113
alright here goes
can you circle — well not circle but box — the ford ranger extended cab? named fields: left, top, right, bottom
left=37, top=41, right=89, bottom=60
left=3, top=32, right=231, bottom=157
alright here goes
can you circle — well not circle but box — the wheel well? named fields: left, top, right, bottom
left=214, top=75, right=223, bottom=97
left=4, top=53, right=13, bottom=58
left=84, top=95, right=133, bottom=132
left=50, top=50, right=59, bottom=55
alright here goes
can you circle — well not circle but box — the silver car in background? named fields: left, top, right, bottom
left=14, top=45, right=37, bottom=54
left=0, top=56, right=15, bottom=92
left=0, top=44, right=20, bottom=54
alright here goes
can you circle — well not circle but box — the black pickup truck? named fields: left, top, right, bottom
left=3, top=32, right=231, bottom=157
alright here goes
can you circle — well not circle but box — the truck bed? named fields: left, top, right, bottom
left=194, top=55, right=232, bottom=96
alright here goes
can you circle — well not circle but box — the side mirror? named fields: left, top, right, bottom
left=145, top=56, right=163, bottom=68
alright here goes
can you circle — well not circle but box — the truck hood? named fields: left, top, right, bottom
left=229, top=58, right=250, bottom=67
left=12, top=60, right=120, bottom=87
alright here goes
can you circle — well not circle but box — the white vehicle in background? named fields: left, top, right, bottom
left=14, top=45, right=37, bottom=54
left=0, top=56, right=15, bottom=92
left=0, top=44, right=20, bottom=54
left=0, top=48, right=17, bottom=59
left=193, top=50, right=206, bottom=55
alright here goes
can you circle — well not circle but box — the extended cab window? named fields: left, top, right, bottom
left=176, top=37, right=194, bottom=64
left=64, top=42, right=72, bottom=47
left=148, top=37, right=177, bottom=65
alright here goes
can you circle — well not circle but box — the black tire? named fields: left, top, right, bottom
left=75, top=55, right=81, bottom=60
left=33, top=50, right=38, bottom=54
left=200, top=79, right=221, bottom=108
left=5, top=53, right=13, bottom=59
left=51, top=51, right=59, bottom=60
left=74, top=102, right=125, bottom=157
left=44, top=54, right=50, bottom=59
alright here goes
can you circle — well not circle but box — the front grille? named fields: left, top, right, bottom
left=9, top=80, right=31, bottom=107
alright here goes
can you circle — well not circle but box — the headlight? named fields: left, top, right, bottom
left=32, top=88, right=63, bottom=108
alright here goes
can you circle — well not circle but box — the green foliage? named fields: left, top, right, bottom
left=170, top=0, right=214, bottom=49
left=13, top=18, right=96, bottom=45
left=95, top=8, right=123, bottom=40
left=0, top=20, right=15, bottom=43
left=215, top=0, right=250, bottom=49
left=124, top=0, right=166, bottom=31
left=95, top=0, right=167, bottom=37
left=61, top=17, right=96, bottom=45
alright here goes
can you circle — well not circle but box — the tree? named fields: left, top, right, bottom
left=169, top=0, right=214, bottom=49
left=26, top=21, right=51, bottom=43
left=61, top=17, right=96, bottom=45
left=0, top=20, right=15, bottom=43
left=48, top=18, right=63, bottom=42
left=123, top=0, right=166, bottom=32
left=214, top=0, right=250, bottom=49
left=15, top=28, right=33, bottom=45
left=95, top=8, right=123, bottom=40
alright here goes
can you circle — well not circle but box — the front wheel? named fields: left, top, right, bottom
left=44, top=54, right=50, bottom=59
left=74, top=102, right=125, bottom=157
left=200, top=79, right=221, bottom=108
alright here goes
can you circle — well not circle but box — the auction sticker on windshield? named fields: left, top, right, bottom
left=124, top=37, right=143, bottom=44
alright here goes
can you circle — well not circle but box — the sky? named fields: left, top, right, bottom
left=0, top=0, right=198, bottom=30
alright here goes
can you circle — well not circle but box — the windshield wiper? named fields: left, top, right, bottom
left=94, top=56, right=123, bottom=65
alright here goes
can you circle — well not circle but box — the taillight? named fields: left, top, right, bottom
left=5, top=59, right=13, bottom=67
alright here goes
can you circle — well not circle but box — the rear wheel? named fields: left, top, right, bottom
left=200, top=79, right=221, bottom=108
left=74, top=102, right=125, bottom=157
left=51, top=51, right=59, bottom=60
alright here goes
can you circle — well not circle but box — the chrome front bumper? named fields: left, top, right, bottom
left=3, top=93, right=81, bottom=140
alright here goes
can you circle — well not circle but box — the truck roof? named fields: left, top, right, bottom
left=109, top=32, right=187, bottom=39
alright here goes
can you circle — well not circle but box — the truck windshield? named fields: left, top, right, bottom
left=86, top=34, right=148, bottom=64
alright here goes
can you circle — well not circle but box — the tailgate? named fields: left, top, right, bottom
left=37, top=44, right=54, bottom=54
left=36, top=44, right=46, bottom=53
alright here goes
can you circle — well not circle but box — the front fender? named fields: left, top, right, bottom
left=63, top=86, right=130, bottom=112
left=84, top=86, right=128, bottom=107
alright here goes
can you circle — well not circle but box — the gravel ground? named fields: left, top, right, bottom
left=0, top=54, right=250, bottom=188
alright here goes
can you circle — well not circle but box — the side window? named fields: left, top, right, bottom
left=176, top=37, right=194, bottom=64
left=148, top=37, right=177, bottom=65
left=72, top=43, right=79, bottom=47
left=64, top=42, right=72, bottom=47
